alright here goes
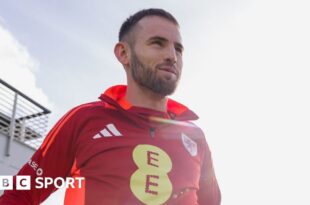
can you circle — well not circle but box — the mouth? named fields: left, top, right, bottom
left=158, top=66, right=177, bottom=75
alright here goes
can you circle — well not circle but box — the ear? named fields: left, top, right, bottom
left=114, top=42, right=130, bottom=67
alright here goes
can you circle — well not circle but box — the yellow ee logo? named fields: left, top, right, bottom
left=130, top=144, right=173, bottom=205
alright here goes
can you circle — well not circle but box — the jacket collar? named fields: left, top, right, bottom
left=99, top=85, right=198, bottom=121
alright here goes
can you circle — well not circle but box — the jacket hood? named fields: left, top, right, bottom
left=99, top=85, right=199, bottom=121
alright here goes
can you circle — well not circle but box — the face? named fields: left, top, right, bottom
left=128, top=16, right=183, bottom=96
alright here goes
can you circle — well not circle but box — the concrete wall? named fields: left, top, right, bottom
left=0, top=133, right=35, bottom=195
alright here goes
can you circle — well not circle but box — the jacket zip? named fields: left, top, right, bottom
left=149, top=127, right=155, bottom=138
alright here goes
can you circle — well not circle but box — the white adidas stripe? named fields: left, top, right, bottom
left=93, top=133, right=102, bottom=139
left=106, top=123, right=122, bottom=136
left=100, top=128, right=113, bottom=137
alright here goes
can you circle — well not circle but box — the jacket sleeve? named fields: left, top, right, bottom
left=0, top=106, right=83, bottom=205
left=197, top=143, right=221, bottom=205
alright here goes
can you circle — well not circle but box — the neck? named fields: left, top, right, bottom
left=126, top=81, right=168, bottom=112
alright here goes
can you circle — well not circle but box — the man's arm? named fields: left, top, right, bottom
left=197, top=144, right=221, bottom=205
left=0, top=106, right=83, bottom=205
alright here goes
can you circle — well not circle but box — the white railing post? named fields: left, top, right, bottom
left=20, top=118, right=26, bottom=141
left=6, top=93, right=18, bottom=156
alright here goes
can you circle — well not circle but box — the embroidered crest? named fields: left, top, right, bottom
left=181, top=133, right=197, bottom=157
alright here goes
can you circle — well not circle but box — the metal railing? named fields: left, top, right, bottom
left=0, top=79, right=51, bottom=154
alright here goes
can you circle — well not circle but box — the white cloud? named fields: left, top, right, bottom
left=0, top=23, right=54, bottom=110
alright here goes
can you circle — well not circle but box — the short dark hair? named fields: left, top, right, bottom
left=118, top=8, right=179, bottom=42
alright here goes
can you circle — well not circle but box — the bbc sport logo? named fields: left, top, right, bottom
left=0, top=175, right=84, bottom=190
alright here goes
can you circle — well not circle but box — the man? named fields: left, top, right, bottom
left=0, top=8, right=221, bottom=205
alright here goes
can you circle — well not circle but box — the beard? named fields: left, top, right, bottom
left=130, top=52, right=180, bottom=96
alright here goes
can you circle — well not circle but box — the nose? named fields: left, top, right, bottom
left=164, top=45, right=177, bottom=64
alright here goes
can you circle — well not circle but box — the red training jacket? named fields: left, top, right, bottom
left=0, top=85, right=221, bottom=205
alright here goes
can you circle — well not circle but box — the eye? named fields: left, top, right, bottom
left=151, top=40, right=164, bottom=47
left=175, top=46, right=183, bottom=55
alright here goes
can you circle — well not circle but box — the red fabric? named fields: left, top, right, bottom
left=101, top=85, right=198, bottom=120
left=0, top=85, right=220, bottom=205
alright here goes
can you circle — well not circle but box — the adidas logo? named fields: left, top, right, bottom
left=93, top=123, right=122, bottom=139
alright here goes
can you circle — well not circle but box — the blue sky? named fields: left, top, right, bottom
left=1, top=0, right=310, bottom=204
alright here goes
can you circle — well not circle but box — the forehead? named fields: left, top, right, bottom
left=133, top=16, right=182, bottom=43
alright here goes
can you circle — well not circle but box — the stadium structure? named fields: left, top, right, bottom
left=0, top=79, right=50, bottom=195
